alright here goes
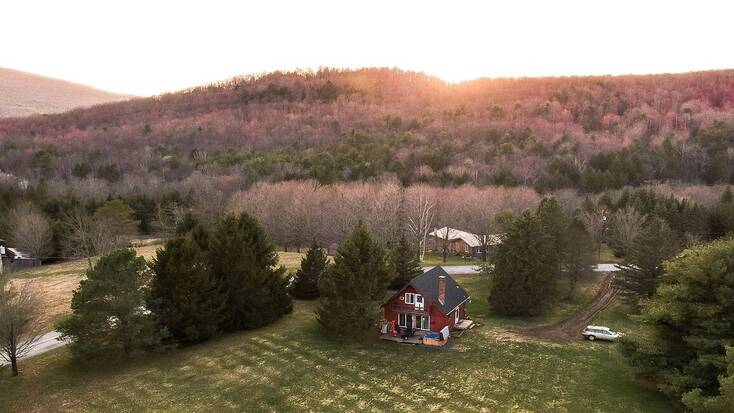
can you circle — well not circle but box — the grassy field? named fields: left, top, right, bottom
left=8, top=247, right=309, bottom=332
left=460, top=273, right=604, bottom=330
left=0, top=274, right=675, bottom=413
left=421, top=251, right=480, bottom=266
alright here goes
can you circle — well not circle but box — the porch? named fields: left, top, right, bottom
left=379, top=329, right=428, bottom=345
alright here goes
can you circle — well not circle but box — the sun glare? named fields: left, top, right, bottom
left=2, top=0, right=734, bottom=95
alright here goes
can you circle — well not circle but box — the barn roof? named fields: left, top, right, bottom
left=410, top=266, right=470, bottom=315
left=428, top=227, right=501, bottom=248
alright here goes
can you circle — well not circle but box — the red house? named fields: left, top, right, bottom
left=381, top=266, right=472, bottom=345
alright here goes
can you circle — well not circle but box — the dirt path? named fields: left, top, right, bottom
left=521, top=273, right=619, bottom=343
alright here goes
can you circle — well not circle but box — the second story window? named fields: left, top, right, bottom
left=405, top=293, right=423, bottom=308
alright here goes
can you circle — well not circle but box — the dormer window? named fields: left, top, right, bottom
left=405, top=293, right=424, bottom=309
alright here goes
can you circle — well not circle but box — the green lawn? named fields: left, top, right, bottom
left=460, top=273, right=603, bottom=330
left=421, top=251, right=480, bottom=266
left=596, top=243, right=623, bottom=264
left=0, top=276, right=675, bottom=412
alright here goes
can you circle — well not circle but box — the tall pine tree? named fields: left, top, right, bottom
left=619, top=238, right=734, bottom=409
left=389, top=235, right=423, bottom=289
left=57, top=249, right=161, bottom=359
left=536, top=197, right=594, bottom=298
left=317, top=223, right=392, bottom=338
left=562, top=218, right=595, bottom=299
left=615, top=217, right=681, bottom=307
left=291, top=241, right=328, bottom=299
left=488, top=210, right=559, bottom=316
left=148, top=228, right=226, bottom=343
left=209, top=212, right=292, bottom=331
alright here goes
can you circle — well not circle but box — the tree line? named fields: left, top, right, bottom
left=487, top=190, right=734, bottom=411
left=2, top=69, right=734, bottom=198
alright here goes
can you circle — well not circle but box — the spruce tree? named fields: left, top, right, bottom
left=148, top=229, right=226, bottom=343
left=619, top=238, right=734, bottom=408
left=57, top=249, right=161, bottom=359
left=708, top=186, right=734, bottom=238
left=536, top=196, right=568, bottom=270
left=389, top=235, right=422, bottom=289
left=291, top=241, right=328, bottom=299
left=536, top=197, right=594, bottom=299
left=488, top=210, right=559, bottom=316
left=615, top=217, right=681, bottom=307
left=317, top=223, right=392, bottom=337
left=209, top=212, right=292, bottom=331
left=562, top=218, right=595, bottom=298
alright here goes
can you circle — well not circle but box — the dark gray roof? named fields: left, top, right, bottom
left=410, top=266, right=470, bottom=315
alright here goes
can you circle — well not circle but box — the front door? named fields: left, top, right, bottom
left=406, top=313, right=413, bottom=330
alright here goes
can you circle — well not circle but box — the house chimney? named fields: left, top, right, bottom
left=438, top=275, right=446, bottom=305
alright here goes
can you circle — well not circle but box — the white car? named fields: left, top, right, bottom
left=582, top=325, right=619, bottom=342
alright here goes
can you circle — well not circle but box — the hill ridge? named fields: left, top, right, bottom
left=0, top=66, right=132, bottom=118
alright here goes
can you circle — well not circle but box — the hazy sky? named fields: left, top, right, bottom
left=3, top=0, right=733, bottom=96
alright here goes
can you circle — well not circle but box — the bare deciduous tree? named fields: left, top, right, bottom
left=7, top=203, right=53, bottom=258
left=64, top=201, right=139, bottom=268
left=153, top=201, right=188, bottom=235
left=581, top=208, right=608, bottom=259
left=63, top=208, right=97, bottom=269
left=0, top=275, right=43, bottom=377
left=609, top=207, right=646, bottom=258
left=405, top=187, right=436, bottom=262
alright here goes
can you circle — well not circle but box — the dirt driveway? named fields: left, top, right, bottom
left=521, top=273, right=619, bottom=342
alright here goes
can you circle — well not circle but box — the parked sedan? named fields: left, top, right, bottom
left=582, top=325, right=620, bottom=342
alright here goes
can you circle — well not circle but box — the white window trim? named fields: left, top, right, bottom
left=398, top=313, right=430, bottom=330
left=405, top=293, right=423, bottom=307
left=415, top=294, right=424, bottom=310
left=419, top=314, right=430, bottom=330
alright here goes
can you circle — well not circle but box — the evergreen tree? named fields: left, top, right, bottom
left=563, top=218, right=595, bottom=299
left=707, top=186, right=734, bottom=239
left=488, top=210, right=559, bottom=316
left=619, top=238, right=734, bottom=408
left=209, top=212, right=292, bottom=331
left=615, top=217, right=681, bottom=307
left=148, top=229, right=226, bottom=343
left=536, top=197, right=568, bottom=269
left=537, top=197, right=594, bottom=299
left=317, top=223, right=392, bottom=337
left=57, top=249, right=161, bottom=359
left=683, top=347, right=734, bottom=413
left=389, top=235, right=423, bottom=289
left=291, top=241, right=328, bottom=299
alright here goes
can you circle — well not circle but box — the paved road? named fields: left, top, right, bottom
left=425, top=263, right=621, bottom=275
left=0, top=331, right=65, bottom=367
left=593, top=263, right=622, bottom=272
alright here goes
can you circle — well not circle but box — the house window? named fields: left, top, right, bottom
left=405, top=293, right=415, bottom=304
left=421, top=315, right=429, bottom=330
left=415, top=295, right=424, bottom=309
left=398, top=313, right=407, bottom=327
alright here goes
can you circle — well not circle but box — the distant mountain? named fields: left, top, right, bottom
left=1, top=68, right=734, bottom=194
left=0, top=67, right=131, bottom=118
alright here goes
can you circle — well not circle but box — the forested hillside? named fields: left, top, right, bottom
left=3, top=68, right=734, bottom=258
left=2, top=68, right=734, bottom=196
